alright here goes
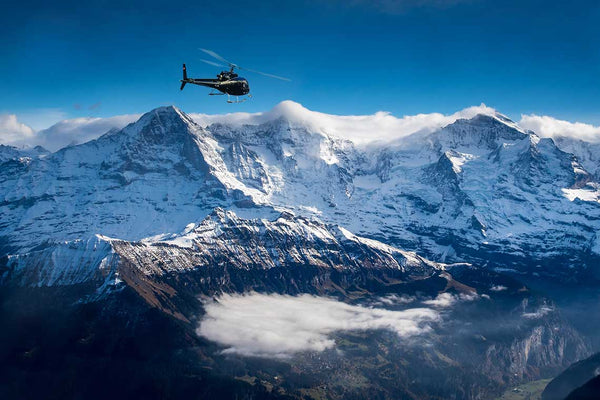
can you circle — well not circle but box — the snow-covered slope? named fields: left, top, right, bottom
left=0, top=208, right=442, bottom=290
left=0, top=106, right=251, bottom=253
left=203, top=108, right=600, bottom=273
left=0, top=144, right=49, bottom=163
left=1, top=103, right=599, bottom=279
left=551, top=136, right=600, bottom=179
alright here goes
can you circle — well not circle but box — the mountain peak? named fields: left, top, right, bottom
left=455, top=112, right=520, bottom=130
left=435, top=112, right=527, bottom=150
left=137, top=105, right=192, bottom=125
left=120, top=105, right=199, bottom=142
left=151, top=105, right=182, bottom=115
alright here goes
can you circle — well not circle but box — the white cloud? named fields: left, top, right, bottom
left=0, top=113, right=139, bottom=152
left=35, top=114, right=140, bottom=151
left=519, top=114, right=600, bottom=143
left=192, top=101, right=600, bottom=147
left=490, top=285, right=507, bottom=292
left=190, top=100, right=498, bottom=146
left=6, top=101, right=600, bottom=153
left=522, top=306, right=554, bottom=319
left=0, top=114, right=35, bottom=146
left=423, top=292, right=479, bottom=308
left=375, top=294, right=416, bottom=306
left=197, top=293, right=439, bottom=358
left=423, top=292, right=457, bottom=308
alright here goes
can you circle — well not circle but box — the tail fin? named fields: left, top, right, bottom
left=180, top=64, right=188, bottom=90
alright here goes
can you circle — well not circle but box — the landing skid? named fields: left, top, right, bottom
left=227, top=94, right=252, bottom=104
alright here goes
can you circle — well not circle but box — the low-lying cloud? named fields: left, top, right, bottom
left=522, top=306, right=554, bottom=319
left=191, top=100, right=497, bottom=146
left=374, top=294, right=416, bottom=306
left=423, top=292, right=479, bottom=308
left=197, top=293, right=439, bottom=358
left=520, top=114, right=600, bottom=143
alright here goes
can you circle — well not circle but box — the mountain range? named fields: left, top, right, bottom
left=1, top=103, right=599, bottom=399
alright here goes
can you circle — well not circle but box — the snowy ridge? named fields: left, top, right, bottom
left=0, top=144, right=49, bottom=163
left=1, top=235, right=119, bottom=287
left=2, top=209, right=443, bottom=288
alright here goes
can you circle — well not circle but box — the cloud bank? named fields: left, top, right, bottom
left=0, top=113, right=139, bottom=152
left=191, top=101, right=498, bottom=146
left=520, top=114, right=600, bottom=143
left=197, top=293, right=439, bottom=358
left=0, top=114, right=35, bottom=146
left=193, top=101, right=600, bottom=146
left=34, top=114, right=140, bottom=151
left=4, top=101, right=600, bottom=153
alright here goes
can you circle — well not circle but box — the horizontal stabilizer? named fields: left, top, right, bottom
left=180, top=64, right=188, bottom=90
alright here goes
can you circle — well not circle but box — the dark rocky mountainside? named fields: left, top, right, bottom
left=542, top=352, right=600, bottom=400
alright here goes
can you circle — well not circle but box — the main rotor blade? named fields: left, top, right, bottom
left=243, top=67, right=291, bottom=81
left=199, top=48, right=291, bottom=81
left=199, top=48, right=237, bottom=67
left=200, top=59, right=229, bottom=68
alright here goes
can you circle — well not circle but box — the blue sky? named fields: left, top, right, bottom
left=2, top=0, right=600, bottom=128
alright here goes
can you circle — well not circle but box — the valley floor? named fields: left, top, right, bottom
left=496, top=378, right=551, bottom=400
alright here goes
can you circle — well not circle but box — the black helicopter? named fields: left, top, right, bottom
left=180, top=48, right=290, bottom=103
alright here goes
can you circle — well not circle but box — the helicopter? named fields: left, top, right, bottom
left=180, top=48, right=290, bottom=103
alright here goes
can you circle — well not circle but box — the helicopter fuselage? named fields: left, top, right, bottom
left=180, top=53, right=288, bottom=103
left=182, top=73, right=250, bottom=96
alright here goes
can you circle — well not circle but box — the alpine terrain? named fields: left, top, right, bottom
left=1, top=103, right=599, bottom=399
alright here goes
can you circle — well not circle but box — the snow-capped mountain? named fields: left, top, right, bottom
left=0, top=107, right=242, bottom=254
left=2, top=103, right=597, bottom=400
left=204, top=107, right=600, bottom=276
left=1, top=103, right=599, bottom=280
